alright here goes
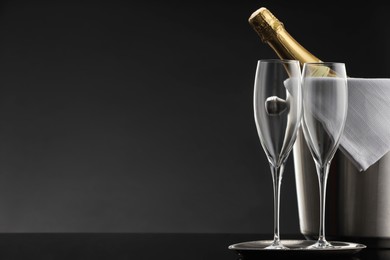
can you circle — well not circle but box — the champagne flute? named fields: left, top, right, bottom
left=301, top=62, right=348, bottom=248
left=253, top=59, right=302, bottom=249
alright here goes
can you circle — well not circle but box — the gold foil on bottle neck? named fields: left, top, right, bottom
left=248, top=7, right=283, bottom=42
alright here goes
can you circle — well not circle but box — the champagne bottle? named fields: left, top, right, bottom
left=248, top=7, right=330, bottom=76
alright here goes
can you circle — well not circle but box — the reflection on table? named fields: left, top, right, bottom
left=0, top=233, right=388, bottom=260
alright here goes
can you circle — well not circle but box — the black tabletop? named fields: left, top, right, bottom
left=0, top=233, right=386, bottom=260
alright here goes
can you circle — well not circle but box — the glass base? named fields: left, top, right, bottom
left=307, top=239, right=333, bottom=249
left=264, top=241, right=290, bottom=250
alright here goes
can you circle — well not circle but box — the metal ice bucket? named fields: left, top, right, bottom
left=293, top=129, right=390, bottom=248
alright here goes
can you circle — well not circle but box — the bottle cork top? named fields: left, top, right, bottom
left=248, top=7, right=284, bottom=42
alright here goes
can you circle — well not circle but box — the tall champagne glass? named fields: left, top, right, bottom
left=301, top=62, right=348, bottom=248
left=253, top=59, right=302, bottom=249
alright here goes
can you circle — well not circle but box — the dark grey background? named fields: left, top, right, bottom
left=0, top=0, right=387, bottom=233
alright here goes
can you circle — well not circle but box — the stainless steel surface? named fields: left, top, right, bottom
left=293, top=128, right=390, bottom=248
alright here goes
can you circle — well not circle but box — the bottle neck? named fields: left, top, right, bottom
left=267, top=29, right=322, bottom=66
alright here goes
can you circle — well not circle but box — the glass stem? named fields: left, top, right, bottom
left=316, top=162, right=330, bottom=245
left=270, top=163, right=284, bottom=245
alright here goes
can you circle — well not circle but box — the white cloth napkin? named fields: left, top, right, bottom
left=339, top=78, right=390, bottom=172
